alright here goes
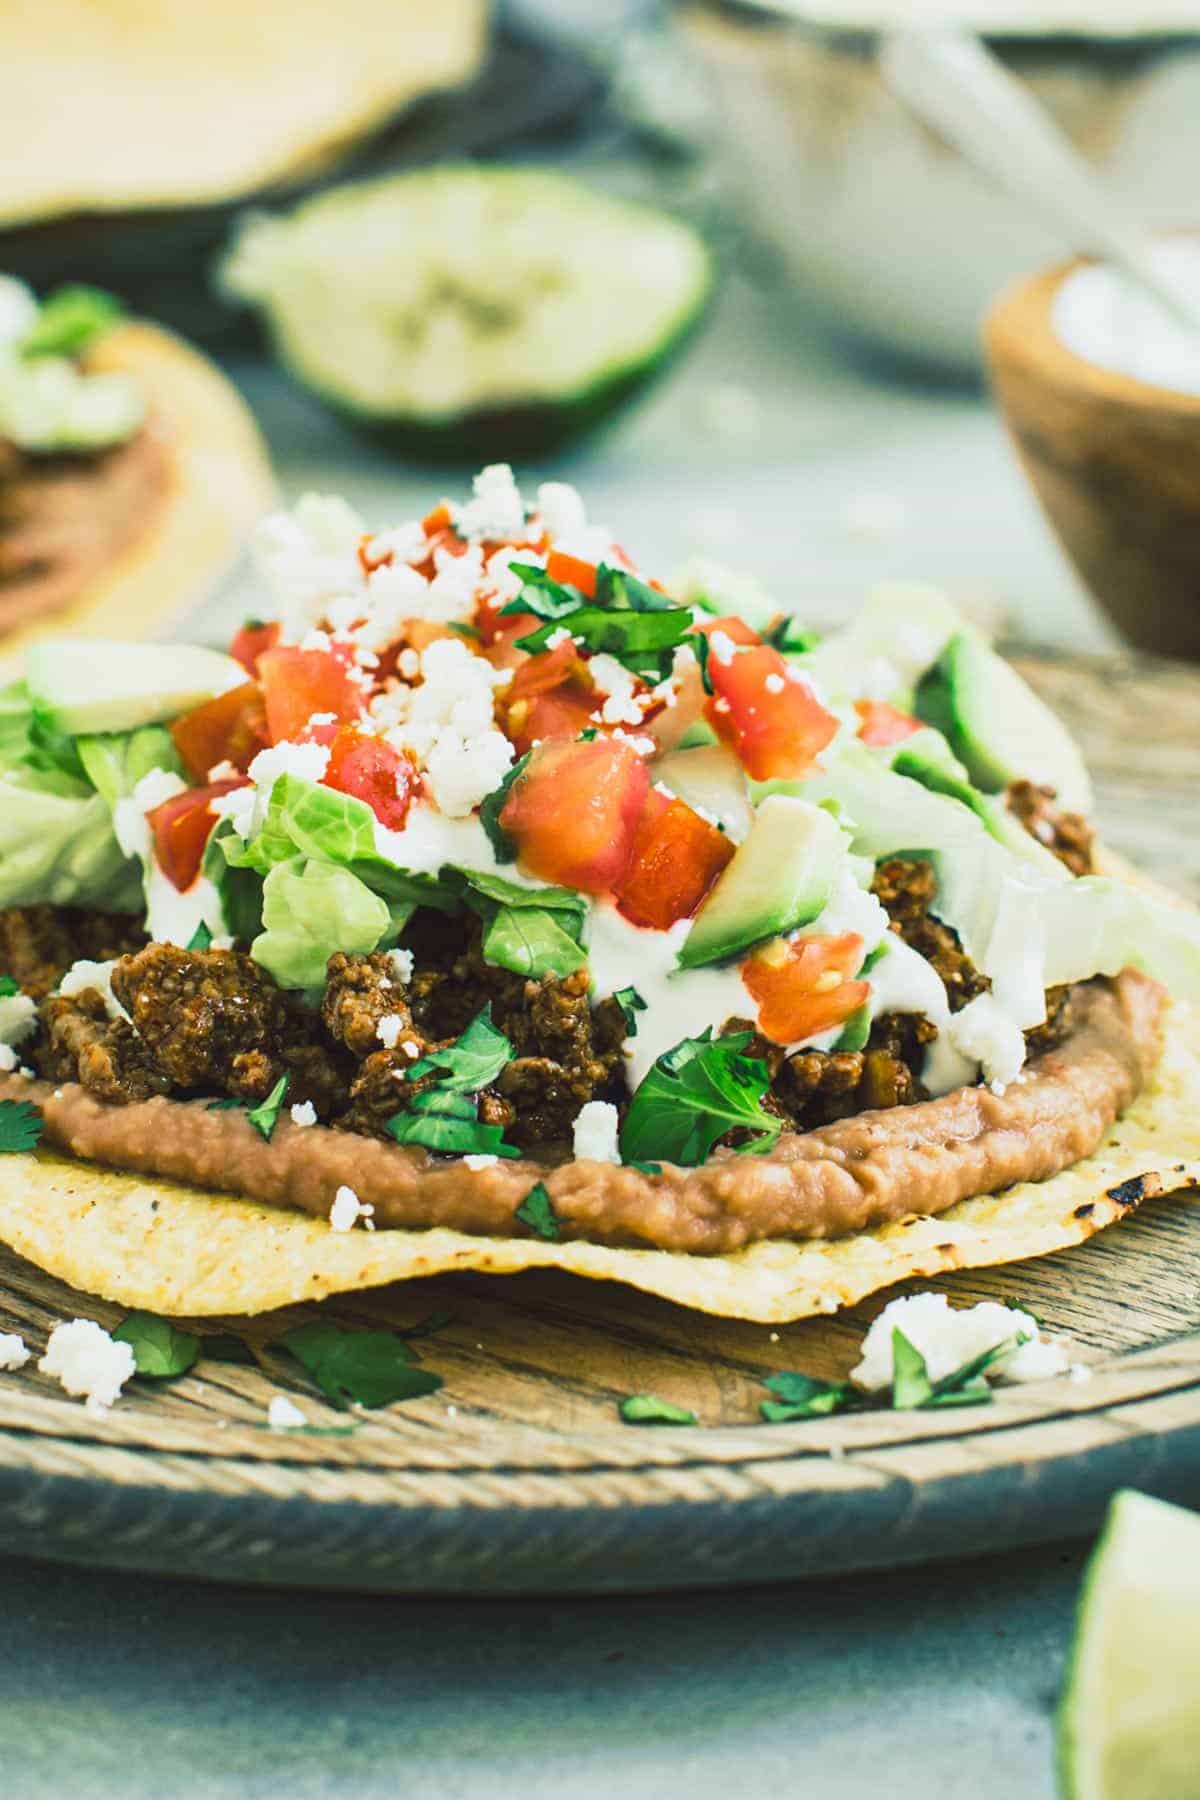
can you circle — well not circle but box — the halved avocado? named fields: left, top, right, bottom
left=0, top=320, right=275, bottom=675
left=220, top=166, right=714, bottom=458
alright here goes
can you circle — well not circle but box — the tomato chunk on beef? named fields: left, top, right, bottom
left=614, top=791, right=735, bottom=930
left=742, top=932, right=869, bottom=1046
left=499, top=737, right=650, bottom=893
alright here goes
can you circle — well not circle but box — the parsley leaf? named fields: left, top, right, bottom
left=246, top=1073, right=290, bottom=1142
left=760, top=1372, right=855, bottom=1423
left=890, top=1328, right=933, bottom=1409
left=515, top=1181, right=560, bottom=1241
left=113, top=1311, right=201, bottom=1380
left=619, top=1031, right=782, bottom=1168
left=479, top=751, right=530, bottom=863
left=691, top=627, right=713, bottom=694
left=186, top=921, right=213, bottom=952
left=387, top=1090, right=521, bottom=1159
left=619, top=1394, right=698, bottom=1427
left=0, top=975, right=19, bottom=998
left=405, top=1006, right=513, bottom=1091
left=504, top=560, right=692, bottom=680
left=278, top=1321, right=443, bottom=1410
left=593, top=564, right=678, bottom=615
left=612, top=986, right=647, bottom=1035
left=0, top=1100, right=44, bottom=1154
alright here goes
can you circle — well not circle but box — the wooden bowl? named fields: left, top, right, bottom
left=985, top=257, right=1200, bottom=661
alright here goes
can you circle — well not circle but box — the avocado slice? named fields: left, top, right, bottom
left=678, top=795, right=848, bottom=970
left=26, top=638, right=245, bottom=736
left=915, top=632, right=1092, bottom=816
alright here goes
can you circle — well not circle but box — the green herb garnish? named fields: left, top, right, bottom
left=482, top=906, right=587, bottom=979
left=278, top=1321, right=443, bottom=1410
left=627, top=1160, right=663, bottom=1176
left=18, top=284, right=122, bottom=359
left=206, top=1097, right=244, bottom=1112
left=619, top=1394, right=698, bottom=1427
left=889, top=1328, right=1025, bottom=1411
left=619, top=1031, right=782, bottom=1168
left=0, top=1100, right=43, bottom=1154
left=503, top=560, right=692, bottom=681
left=387, top=1090, right=521, bottom=1159
left=764, top=616, right=820, bottom=655
left=479, top=752, right=531, bottom=863
left=612, top=986, right=647, bottom=1035
left=760, top=1371, right=855, bottom=1423
left=246, top=1073, right=290, bottom=1142
left=0, top=975, right=20, bottom=998
left=112, top=1311, right=201, bottom=1381
left=515, top=1181, right=560, bottom=1241
left=405, top=1006, right=513, bottom=1091
left=186, top=921, right=213, bottom=952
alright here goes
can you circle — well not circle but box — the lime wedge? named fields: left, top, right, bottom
left=1058, top=1489, right=1200, bottom=1799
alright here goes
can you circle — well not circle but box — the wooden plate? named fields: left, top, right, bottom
left=1, top=647, right=1197, bottom=1596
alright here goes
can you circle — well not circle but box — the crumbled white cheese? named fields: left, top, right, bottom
left=851, top=1293, right=1069, bottom=1392
left=456, top=463, right=526, bottom=542
left=367, top=521, right=427, bottom=566
left=112, top=766, right=188, bottom=865
left=0, top=1332, right=30, bottom=1372
left=377, top=1014, right=405, bottom=1050
left=707, top=629, right=737, bottom=665
left=485, top=542, right=543, bottom=605
left=0, top=990, right=37, bottom=1049
left=425, top=543, right=485, bottom=624
left=0, top=1047, right=15, bottom=1073
left=764, top=672, right=786, bottom=694
left=463, top=1154, right=499, bottom=1170
left=388, top=637, right=514, bottom=818
left=267, top=1394, right=308, bottom=1430
left=230, top=738, right=331, bottom=840
left=589, top=653, right=644, bottom=727
left=536, top=481, right=587, bottom=542
left=948, top=992, right=1027, bottom=1092
left=0, top=276, right=38, bottom=349
left=56, top=959, right=128, bottom=1023
left=252, top=493, right=366, bottom=628
left=39, top=1319, right=137, bottom=1414
left=289, top=1101, right=317, bottom=1128
left=387, top=948, right=414, bottom=984
left=572, top=1100, right=622, bottom=1165
left=425, top=729, right=514, bottom=819
left=329, top=1184, right=375, bottom=1233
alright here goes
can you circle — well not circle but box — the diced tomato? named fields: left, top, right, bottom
left=690, top=614, right=762, bottom=650
left=854, top=698, right=923, bottom=748
left=230, top=619, right=281, bottom=676
left=357, top=533, right=392, bottom=576
left=742, top=933, right=869, bottom=1046
left=706, top=644, right=839, bottom=781
left=171, top=682, right=268, bottom=783
left=422, top=501, right=454, bottom=536
left=614, top=792, right=735, bottom=930
left=499, top=737, right=650, bottom=892
left=498, top=638, right=596, bottom=754
left=147, top=780, right=246, bottom=893
left=258, top=646, right=364, bottom=745
left=545, top=548, right=598, bottom=600
left=323, top=727, right=417, bottom=831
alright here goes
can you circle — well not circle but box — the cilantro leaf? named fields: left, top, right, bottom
left=627, top=1159, right=662, bottom=1175
left=278, top=1321, right=442, bottom=1410
left=246, top=1073, right=290, bottom=1142
left=760, top=1371, right=854, bottom=1423
left=764, top=617, right=820, bottom=655
left=505, top=562, right=584, bottom=616
left=619, top=1394, right=698, bottom=1426
left=515, top=1181, right=560, bottom=1241
left=619, top=1030, right=782, bottom=1168
left=387, top=1090, right=521, bottom=1159
left=453, top=867, right=586, bottom=933
left=112, top=1311, right=201, bottom=1380
left=482, top=906, right=587, bottom=979
left=207, top=1097, right=244, bottom=1113
left=0, top=1100, right=44, bottom=1154
left=504, top=560, right=692, bottom=680
left=691, top=627, right=713, bottom=694
left=19, top=284, right=122, bottom=359
left=890, top=1328, right=933, bottom=1410
left=187, top=921, right=213, bottom=951
left=612, top=986, right=647, bottom=1035
left=0, top=975, right=19, bottom=998
left=405, top=1006, right=513, bottom=1092
left=593, top=564, right=678, bottom=614
left=479, top=751, right=530, bottom=863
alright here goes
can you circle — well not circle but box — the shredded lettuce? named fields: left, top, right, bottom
left=251, top=859, right=392, bottom=988
left=76, top=726, right=184, bottom=810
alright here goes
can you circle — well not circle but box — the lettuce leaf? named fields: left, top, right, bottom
left=251, top=858, right=392, bottom=989
left=76, top=726, right=184, bottom=809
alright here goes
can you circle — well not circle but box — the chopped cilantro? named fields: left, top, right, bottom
left=0, top=1100, right=44, bottom=1154
left=760, top=1371, right=855, bottom=1423
left=246, top=1073, right=290, bottom=1142
left=448, top=621, right=482, bottom=642
left=482, top=906, right=586, bottom=980
left=691, top=627, right=713, bottom=694
left=0, top=975, right=19, bottom=998
left=186, top=921, right=213, bottom=952
left=278, top=1321, right=443, bottom=1410
left=612, top=986, right=647, bottom=1036
left=112, top=1311, right=201, bottom=1380
left=19, top=284, right=122, bottom=359
left=207, top=1097, right=244, bottom=1113
left=479, top=751, right=530, bottom=862
left=890, top=1328, right=934, bottom=1410
left=627, top=1160, right=662, bottom=1176
left=764, top=616, right=820, bottom=655
left=405, top=1006, right=513, bottom=1091
left=504, top=559, right=691, bottom=680
left=619, top=1031, right=782, bottom=1168
left=515, top=1181, right=560, bottom=1241
left=619, top=1394, right=698, bottom=1427
left=593, top=564, right=678, bottom=615
left=889, top=1328, right=1021, bottom=1411
left=387, top=1089, right=521, bottom=1159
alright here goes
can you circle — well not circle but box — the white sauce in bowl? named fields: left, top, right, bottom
left=1053, top=238, right=1200, bottom=397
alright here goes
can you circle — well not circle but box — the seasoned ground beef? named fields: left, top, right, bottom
left=109, top=945, right=293, bottom=1102
left=1007, top=780, right=1095, bottom=877
left=0, top=904, right=147, bottom=999
left=323, top=951, right=421, bottom=1060
left=870, top=857, right=991, bottom=1012
left=35, top=989, right=169, bottom=1104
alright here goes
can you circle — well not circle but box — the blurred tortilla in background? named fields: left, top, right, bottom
left=0, top=0, right=489, bottom=226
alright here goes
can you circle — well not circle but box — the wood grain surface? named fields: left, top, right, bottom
left=0, top=646, right=1197, bottom=1595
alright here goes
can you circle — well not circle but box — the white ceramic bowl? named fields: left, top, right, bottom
left=682, top=4, right=1200, bottom=373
